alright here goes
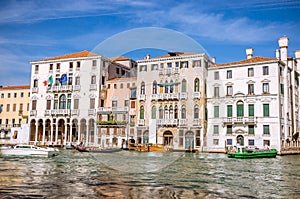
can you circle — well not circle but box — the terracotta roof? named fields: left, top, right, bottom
left=0, top=85, right=30, bottom=90
left=213, top=56, right=278, bottom=67
left=43, top=50, right=99, bottom=61
left=110, top=56, right=131, bottom=61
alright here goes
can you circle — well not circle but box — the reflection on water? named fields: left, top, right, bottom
left=0, top=150, right=300, bottom=198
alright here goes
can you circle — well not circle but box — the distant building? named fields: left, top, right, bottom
left=206, top=36, right=300, bottom=152
left=0, top=85, right=30, bottom=140
left=28, top=51, right=133, bottom=146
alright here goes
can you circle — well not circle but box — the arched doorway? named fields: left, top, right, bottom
left=89, top=119, right=95, bottom=144
left=80, top=119, right=86, bottom=143
left=30, top=119, right=36, bottom=142
left=237, top=135, right=244, bottom=146
left=57, top=119, right=65, bottom=145
left=45, top=119, right=51, bottom=143
left=72, top=119, right=79, bottom=143
left=185, top=131, right=194, bottom=150
left=163, top=131, right=173, bottom=146
left=38, top=119, right=43, bottom=142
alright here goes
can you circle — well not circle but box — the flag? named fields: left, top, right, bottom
left=59, top=74, right=67, bottom=84
left=44, top=75, right=53, bottom=86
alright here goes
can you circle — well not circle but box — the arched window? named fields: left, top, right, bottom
left=194, top=105, right=199, bottom=119
left=151, top=106, right=156, bottom=119
left=182, top=79, right=187, bottom=92
left=237, top=101, right=244, bottom=117
left=140, top=106, right=144, bottom=119
left=141, top=82, right=145, bottom=95
left=152, top=81, right=157, bottom=94
left=174, top=105, right=178, bottom=119
left=194, top=78, right=200, bottom=92
left=170, top=80, right=174, bottom=93
left=159, top=81, right=164, bottom=93
left=59, top=94, right=66, bottom=109
left=165, top=81, right=169, bottom=93
left=91, top=75, right=96, bottom=84
left=159, top=106, right=163, bottom=119
left=181, top=105, right=186, bottom=119
left=164, top=105, right=169, bottom=119
left=169, top=105, right=174, bottom=119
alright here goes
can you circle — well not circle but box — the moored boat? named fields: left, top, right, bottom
left=0, top=144, right=60, bottom=157
left=75, top=146, right=122, bottom=153
left=228, top=146, right=277, bottom=159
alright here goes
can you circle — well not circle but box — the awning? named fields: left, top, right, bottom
left=157, top=82, right=180, bottom=86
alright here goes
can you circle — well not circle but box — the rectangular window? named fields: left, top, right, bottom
left=193, top=60, right=201, bottom=67
left=91, top=76, right=96, bottom=84
left=214, top=106, right=219, bottom=118
left=248, top=104, right=254, bottom=117
left=46, top=100, right=51, bottom=110
left=248, top=139, right=255, bottom=146
left=75, top=77, right=80, bottom=85
left=263, top=125, right=270, bottom=134
left=214, top=71, right=219, bottom=80
left=32, top=100, right=37, bottom=110
left=49, top=64, right=53, bottom=71
left=90, top=98, right=95, bottom=109
left=227, top=86, right=233, bottom=95
left=237, top=104, right=244, bottom=117
left=280, top=84, right=284, bottom=95
left=76, top=62, right=80, bottom=70
left=263, top=140, right=270, bottom=146
left=35, top=65, right=39, bottom=73
left=21, top=92, right=24, bottom=97
left=227, top=70, right=232, bottom=79
left=263, top=66, right=269, bottom=75
left=213, top=139, right=219, bottom=145
left=8, top=93, right=11, bottom=98
left=19, top=104, right=23, bottom=111
left=249, top=125, right=255, bottom=134
left=116, top=67, right=120, bottom=74
left=227, top=125, right=232, bottom=134
left=92, top=60, right=97, bottom=67
left=112, top=100, right=117, bottom=107
left=263, top=104, right=269, bottom=117
left=151, top=64, right=158, bottom=71
left=74, top=99, right=79, bottom=109
left=214, top=87, right=219, bottom=97
left=248, top=84, right=254, bottom=95
left=227, top=105, right=232, bottom=117
left=14, top=93, right=17, bottom=98
left=56, top=63, right=60, bottom=71
left=1, top=94, right=4, bottom=98
left=263, top=83, right=269, bottom=93
left=167, top=62, right=172, bottom=68
left=227, top=139, right=232, bottom=145
left=180, top=61, right=188, bottom=68
left=131, top=101, right=135, bottom=108
left=131, top=89, right=136, bottom=99
left=213, top=125, right=219, bottom=134
left=13, top=104, right=16, bottom=111
left=248, top=68, right=254, bottom=77
left=124, top=100, right=129, bottom=107
left=7, top=104, right=10, bottom=112
left=69, top=62, right=73, bottom=70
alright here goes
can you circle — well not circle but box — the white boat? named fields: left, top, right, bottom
left=0, top=144, right=60, bottom=157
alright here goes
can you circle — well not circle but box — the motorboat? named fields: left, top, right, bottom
left=0, top=144, right=60, bottom=157
left=228, top=146, right=277, bottom=159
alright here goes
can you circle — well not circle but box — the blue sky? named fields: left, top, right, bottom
left=0, top=0, right=299, bottom=86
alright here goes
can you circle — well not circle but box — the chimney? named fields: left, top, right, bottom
left=278, top=36, right=289, bottom=61
left=246, top=48, right=254, bottom=59
left=276, top=49, right=280, bottom=59
left=212, top=57, right=216, bottom=64
left=295, top=50, right=300, bottom=60
left=145, top=54, right=150, bottom=60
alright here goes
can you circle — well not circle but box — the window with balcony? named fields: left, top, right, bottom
left=248, top=84, right=254, bottom=95
left=214, top=87, right=219, bottom=97
left=46, top=100, right=51, bottom=110
left=151, top=106, right=156, bottom=119
left=194, top=78, right=200, bottom=92
left=181, top=79, right=187, bottom=92
left=181, top=106, right=186, bottom=119
left=194, top=106, right=199, bottom=119
left=263, top=104, right=269, bottom=117
left=227, top=86, right=233, bottom=96
left=263, top=125, right=270, bottom=134
left=59, top=94, right=66, bottom=109
left=141, top=82, right=145, bottom=94
left=227, top=105, right=232, bottom=117
left=214, top=71, right=219, bottom=80
left=214, top=106, right=219, bottom=118
left=213, top=125, right=219, bottom=134
left=140, top=106, right=144, bottom=119
left=263, top=83, right=269, bottom=93
left=227, top=70, right=232, bottom=79
left=130, top=88, right=136, bottom=99
left=248, top=125, right=255, bottom=134
left=248, top=68, right=254, bottom=77
left=248, top=104, right=254, bottom=117
left=227, top=125, right=232, bottom=134
left=164, top=81, right=169, bottom=93
left=237, top=101, right=244, bottom=117
left=263, top=66, right=269, bottom=75
left=170, top=81, right=174, bottom=93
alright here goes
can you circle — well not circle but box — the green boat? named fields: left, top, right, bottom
left=227, top=146, right=277, bottom=159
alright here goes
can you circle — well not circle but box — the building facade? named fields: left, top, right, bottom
left=0, top=85, right=30, bottom=139
left=28, top=51, right=132, bottom=146
left=206, top=36, right=300, bottom=152
left=135, top=52, right=210, bottom=150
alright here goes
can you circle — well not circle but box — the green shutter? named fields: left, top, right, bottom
left=227, top=105, right=232, bottom=117
left=214, top=106, right=219, bottom=118
left=263, top=104, right=269, bottom=117
left=237, top=104, right=244, bottom=117
left=248, top=104, right=254, bottom=117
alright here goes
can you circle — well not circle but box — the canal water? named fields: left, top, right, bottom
left=0, top=150, right=299, bottom=199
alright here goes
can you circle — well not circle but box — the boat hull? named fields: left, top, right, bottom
left=228, top=149, right=277, bottom=159
left=0, top=145, right=59, bottom=157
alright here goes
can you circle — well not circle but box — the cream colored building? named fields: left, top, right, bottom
left=0, top=85, right=30, bottom=139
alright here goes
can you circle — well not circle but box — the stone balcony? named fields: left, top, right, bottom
left=223, top=116, right=257, bottom=126
left=157, top=119, right=178, bottom=126
left=50, top=85, right=73, bottom=92
left=97, top=107, right=129, bottom=114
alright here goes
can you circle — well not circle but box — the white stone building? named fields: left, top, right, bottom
left=135, top=52, right=211, bottom=150
left=206, top=36, right=300, bottom=152
left=28, top=51, right=131, bottom=146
